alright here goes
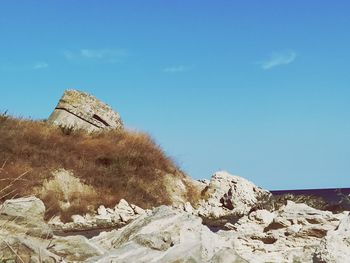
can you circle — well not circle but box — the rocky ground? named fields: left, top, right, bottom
left=0, top=171, right=349, bottom=263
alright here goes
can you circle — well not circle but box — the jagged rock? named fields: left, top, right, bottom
left=184, top=202, right=194, bottom=214
left=0, top=196, right=53, bottom=238
left=89, top=206, right=246, bottom=262
left=115, top=199, right=134, bottom=214
left=228, top=201, right=345, bottom=263
left=98, top=205, right=109, bottom=217
left=264, top=216, right=292, bottom=231
left=279, top=201, right=338, bottom=224
left=0, top=196, right=45, bottom=219
left=195, top=171, right=270, bottom=222
left=48, top=235, right=103, bottom=261
left=249, top=209, right=275, bottom=225
left=48, top=89, right=123, bottom=132
left=49, top=199, right=145, bottom=232
left=130, top=204, right=146, bottom=215
left=313, top=213, right=350, bottom=263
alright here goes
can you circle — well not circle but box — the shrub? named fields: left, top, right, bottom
left=37, top=169, right=98, bottom=221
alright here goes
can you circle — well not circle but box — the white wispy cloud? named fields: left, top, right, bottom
left=0, top=62, right=49, bottom=72
left=163, top=65, right=193, bottom=73
left=33, top=62, right=48, bottom=69
left=64, top=48, right=128, bottom=63
left=259, top=50, right=297, bottom=70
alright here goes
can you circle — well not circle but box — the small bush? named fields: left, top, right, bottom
left=37, top=169, right=98, bottom=221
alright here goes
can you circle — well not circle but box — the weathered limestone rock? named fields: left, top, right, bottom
left=313, top=213, right=350, bottom=263
left=48, top=89, right=123, bottom=132
left=228, top=201, right=344, bottom=263
left=48, top=235, right=103, bottom=261
left=195, top=171, right=270, bottom=220
left=89, top=206, right=246, bottom=263
left=49, top=199, right=148, bottom=232
left=0, top=196, right=45, bottom=219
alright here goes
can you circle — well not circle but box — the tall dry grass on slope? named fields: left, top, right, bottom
left=0, top=115, right=199, bottom=221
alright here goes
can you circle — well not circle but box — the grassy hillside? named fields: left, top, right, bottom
left=0, top=114, right=199, bottom=221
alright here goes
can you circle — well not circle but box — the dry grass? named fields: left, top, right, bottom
left=0, top=115, right=197, bottom=220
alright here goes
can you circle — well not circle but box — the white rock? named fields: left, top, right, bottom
left=196, top=171, right=270, bottom=219
left=0, top=196, right=45, bottom=219
left=119, top=213, right=132, bottom=223
left=249, top=209, right=275, bottom=225
left=89, top=206, right=246, bottom=262
left=184, top=202, right=194, bottom=214
left=230, top=201, right=343, bottom=263
left=72, top=214, right=87, bottom=225
left=98, top=205, right=108, bottom=217
left=313, top=213, right=350, bottom=263
left=115, top=199, right=134, bottom=214
left=48, top=235, right=103, bottom=261
left=131, top=204, right=146, bottom=215
left=48, top=89, right=123, bottom=132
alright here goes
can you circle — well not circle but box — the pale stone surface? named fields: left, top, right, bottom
left=228, top=201, right=343, bottom=263
left=49, top=198, right=148, bottom=232
left=48, top=235, right=103, bottom=261
left=0, top=196, right=45, bottom=219
left=249, top=209, right=275, bottom=225
left=195, top=171, right=270, bottom=220
left=1, top=174, right=349, bottom=263
left=89, top=206, right=246, bottom=263
left=313, top=213, right=350, bottom=263
left=48, top=89, right=123, bottom=132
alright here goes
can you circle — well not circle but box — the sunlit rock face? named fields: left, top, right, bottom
left=48, top=89, right=123, bottom=132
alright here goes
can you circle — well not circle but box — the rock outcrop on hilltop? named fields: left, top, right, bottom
left=48, top=89, right=124, bottom=132
left=0, top=171, right=349, bottom=262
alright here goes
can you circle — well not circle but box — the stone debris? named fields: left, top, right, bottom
left=48, top=89, right=123, bottom=132
left=313, top=213, right=350, bottom=263
left=49, top=199, right=150, bottom=231
left=226, top=201, right=346, bottom=263
left=1, top=171, right=349, bottom=262
left=88, top=206, right=247, bottom=263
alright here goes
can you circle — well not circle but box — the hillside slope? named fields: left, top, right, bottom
left=0, top=114, right=199, bottom=220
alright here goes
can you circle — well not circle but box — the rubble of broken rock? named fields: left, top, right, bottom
left=49, top=199, right=150, bottom=234
left=0, top=171, right=349, bottom=263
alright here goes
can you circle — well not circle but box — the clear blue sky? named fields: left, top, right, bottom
left=1, top=1, right=349, bottom=190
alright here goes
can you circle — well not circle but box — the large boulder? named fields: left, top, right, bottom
left=89, top=206, right=246, bottom=263
left=313, top=213, right=350, bottom=263
left=0, top=197, right=52, bottom=238
left=196, top=171, right=270, bottom=219
left=48, top=89, right=123, bottom=132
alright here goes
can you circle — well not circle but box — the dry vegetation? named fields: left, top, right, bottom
left=0, top=114, right=199, bottom=221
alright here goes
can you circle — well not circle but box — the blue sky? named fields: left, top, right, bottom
left=1, top=1, right=349, bottom=190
